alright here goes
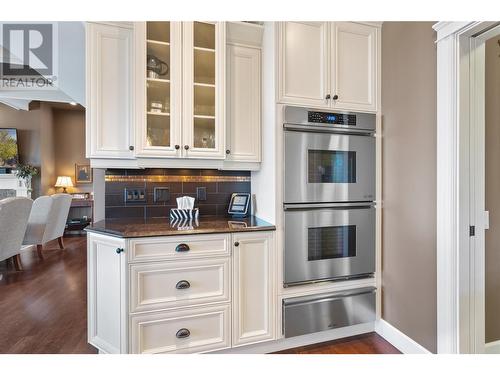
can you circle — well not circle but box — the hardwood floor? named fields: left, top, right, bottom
left=0, top=235, right=398, bottom=354
left=274, top=333, right=400, bottom=354
left=0, top=236, right=97, bottom=354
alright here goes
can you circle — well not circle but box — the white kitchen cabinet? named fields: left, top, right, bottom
left=88, top=229, right=276, bottom=354
left=134, top=21, right=226, bottom=160
left=134, top=22, right=182, bottom=157
left=130, top=304, right=231, bottom=354
left=86, top=21, right=265, bottom=169
left=128, top=233, right=230, bottom=263
left=232, top=231, right=275, bottom=347
left=226, top=44, right=261, bottom=162
left=278, top=21, right=380, bottom=112
left=182, top=22, right=226, bottom=159
left=278, top=22, right=330, bottom=107
left=332, top=22, right=378, bottom=112
left=86, top=22, right=135, bottom=159
left=87, top=233, right=127, bottom=354
left=129, top=257, right=231, bottom=313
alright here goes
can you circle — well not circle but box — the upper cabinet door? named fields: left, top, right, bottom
left=182, top=22, right=226, bottom=159
left=332, top=22, right=378, bottom=112
left=86, top=23, right=135, bottom=159
left=226, top=45, right=261, bottom=162
left=278, top=22, right=329, bottom=108
left=135, top=22, right=182, bottom=157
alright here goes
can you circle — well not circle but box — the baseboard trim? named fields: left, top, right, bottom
left=213, top=322, right=375, bottom=354
left=375, top=319, right=431, bottom=354
left=485, top=340, right=500, bottom=354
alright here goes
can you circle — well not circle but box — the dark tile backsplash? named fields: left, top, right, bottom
left=104, top=169, right=251, bottom=219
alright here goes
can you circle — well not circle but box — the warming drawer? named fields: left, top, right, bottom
left=283, top=287, right=376, bottom=338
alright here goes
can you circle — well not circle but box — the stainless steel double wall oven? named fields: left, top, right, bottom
left=283, top=106, right=376, bottom=286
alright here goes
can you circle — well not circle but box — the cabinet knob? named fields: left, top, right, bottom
left=234, top=241, right=240, bottom=247
left=174, top=145, right=180, bottom=150
left=129, top=145, right=134, bottom=151
left=115, top=248, right=124, bottom=254
left=184, top=145, right=190, bottom=150
left=175, top=280, right=191, bottom=290
left=175, top=243, right=190, bottom=252
left=332, top=94, right=339, bottom=100
left=325, top=94, right=331, bottom=100
left=176, top=328, right=191, bottom=339
left=225, top=149, right=231, bottom=155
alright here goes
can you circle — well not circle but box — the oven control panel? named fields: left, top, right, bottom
left=308, top=111, right=356, bottom=126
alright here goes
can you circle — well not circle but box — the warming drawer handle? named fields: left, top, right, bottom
left=175, top=243, right=190, bottom=252
left=175, top=280, right=191, bottom=290
left=176, top=328, right=191, bottom=339
left=283, top=202, right=375, bottom=210
left=283, top=287, right=377, bottom=307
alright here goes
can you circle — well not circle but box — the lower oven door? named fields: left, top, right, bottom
left=283, top=287, right=376, bottom=338
left=284, top=203, right=375, bottom=286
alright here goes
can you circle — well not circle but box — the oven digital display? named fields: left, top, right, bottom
left=308, top=111, right=356, bottom=126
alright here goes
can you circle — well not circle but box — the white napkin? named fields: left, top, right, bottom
left=176, top=196, right=195, bottom=210
left=186, top=196, right=195, bottom=209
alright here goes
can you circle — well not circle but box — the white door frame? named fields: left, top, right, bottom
left=434, top=21, right=500, bottom=354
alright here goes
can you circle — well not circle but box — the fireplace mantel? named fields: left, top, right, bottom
left=0, top=174, right=28, bottom=198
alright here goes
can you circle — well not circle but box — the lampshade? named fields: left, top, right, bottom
left=55, top=176, right=73, bottom=188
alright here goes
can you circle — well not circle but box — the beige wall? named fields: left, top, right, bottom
left=0, top=104, right=40, bottom=166
left=0, top=103, right=89, bottom=197
left=53, top=108, right=91, bottom=194
left=485, top=36, right=500, bottom=343
left=381, top=22, right=437, bottom=353
left=0, top=103, right=50, bottom=197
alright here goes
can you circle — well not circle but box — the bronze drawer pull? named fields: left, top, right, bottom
left=175, top=280, right=191, bottom=290
left=176, top=328, right=190, bottom=339
left=175, top=243, right=190, bottom=252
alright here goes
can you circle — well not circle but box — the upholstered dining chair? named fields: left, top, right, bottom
left=0, top=197, right=33, bottom=271
left=23, top=193, right=72, bottom=259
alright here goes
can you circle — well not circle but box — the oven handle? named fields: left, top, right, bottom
left=284, top=202, right=375, bottom=210
left=283, top=287, right=377, bottom=307
left=283, top=123, right=375, bottom=135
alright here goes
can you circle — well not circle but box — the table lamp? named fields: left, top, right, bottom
left=55, top=176, right=73, bottom=193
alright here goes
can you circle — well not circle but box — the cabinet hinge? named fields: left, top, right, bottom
left=469, top=225, right=475, bottom=237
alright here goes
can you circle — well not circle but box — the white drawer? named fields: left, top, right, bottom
left=128, top=234, right=230, bottom=263
left=130, top=258, right=230, bottom=313
left=130, top=304, right=230, bottom=354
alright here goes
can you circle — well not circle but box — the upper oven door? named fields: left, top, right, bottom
left=284, top=130, right=375, bottom=204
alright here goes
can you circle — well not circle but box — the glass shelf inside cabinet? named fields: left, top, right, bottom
left=193, top=22, right=216, bottom=150
left=146, top=22, right=171, bottom=148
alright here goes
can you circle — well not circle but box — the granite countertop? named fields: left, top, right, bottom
left=86, top=215, right=275, bottom=238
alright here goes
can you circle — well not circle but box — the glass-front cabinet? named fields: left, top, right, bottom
left=182, top=21, right=225, bottom=158
left=135, top=21, right=182, bottom=157
left=135, top=21, right=225, bottom=159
